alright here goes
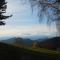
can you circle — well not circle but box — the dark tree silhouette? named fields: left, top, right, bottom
left=26, top=0, right=60, bottom=32
left=0, top=0, right=12, bottom=25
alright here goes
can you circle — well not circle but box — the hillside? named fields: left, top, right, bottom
left=38, top=37, right=60, bottom=51
left=0, top=42, right=60, bottom=60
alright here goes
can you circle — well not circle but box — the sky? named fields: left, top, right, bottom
left=0, top=0, right=57, bottom=37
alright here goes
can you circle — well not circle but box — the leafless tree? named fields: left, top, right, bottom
left=25, top=0, right=60, bottom=32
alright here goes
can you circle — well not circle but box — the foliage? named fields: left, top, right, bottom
left=0, top=0, right=12, bottom=25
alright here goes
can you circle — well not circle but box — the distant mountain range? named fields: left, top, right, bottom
left=0, top=35, right=15, bottom=40
left=0, top=37, right=33, bottom=46
left=0, top=34, right=49, bottom=46
left=0, top=35, right=48, bottom=47
left=0, top=34, right=49, bottom=45
left=0, top=35, right=60, bottom=51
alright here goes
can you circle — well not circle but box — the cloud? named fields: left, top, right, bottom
left=6, top=0, right=30, bottom=14
left=0, top=0, right=57, bottom=37
left=0, top=24, right=56, bottom=36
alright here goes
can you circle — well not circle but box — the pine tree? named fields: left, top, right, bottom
left=0, top=0, right=12, bottom=25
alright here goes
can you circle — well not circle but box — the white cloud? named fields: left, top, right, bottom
left=0, top=24, right=57, bottom=36
left=6, top=0, right=30, bottom=14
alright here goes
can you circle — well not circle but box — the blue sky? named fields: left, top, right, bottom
left=0, top=0, right=57, bottom=37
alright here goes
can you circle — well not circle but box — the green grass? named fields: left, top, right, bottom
left=13, top=44, right=60, bottom=57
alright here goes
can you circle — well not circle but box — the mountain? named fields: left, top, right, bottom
left=1, top=36, right=60, bottom=51
left=0, top=35, right=15, bottom=40
left=38, top=37, right=60, bottom=50
left=0, top=37, right=16, bottom=44
left=22, top=38, right=33, bottom=46
left=0, top=37, right=33, bottom=46
left=0, top=35, right=48, bottom=47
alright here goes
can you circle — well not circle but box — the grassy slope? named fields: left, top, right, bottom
left=0, top=42, right=60, bottom=60
left=13, top=44, right=60, bottom=56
